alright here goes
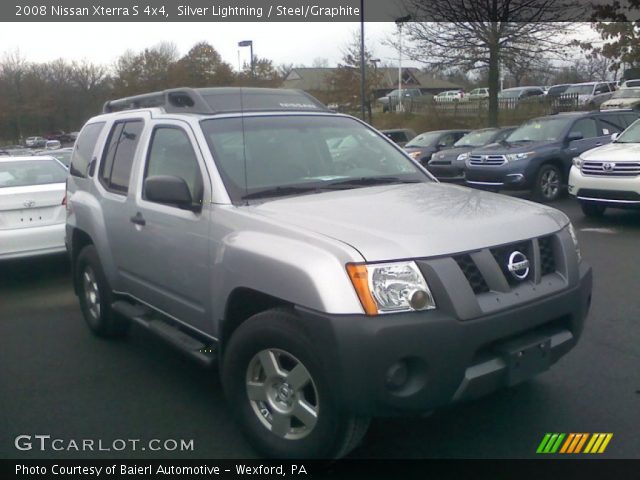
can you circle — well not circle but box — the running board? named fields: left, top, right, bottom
left=111, top=300, right=217, bottom=367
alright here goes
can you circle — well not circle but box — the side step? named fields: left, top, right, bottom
left=112, top=300, right=217, bottom=367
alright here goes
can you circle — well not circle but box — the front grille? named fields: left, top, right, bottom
left=490, top=240, right=532, bottom=286
left=581, top=160, right=640, bottom=177
left=469, top=154, right=506, bottom=166
left=538, top=236, right=556, bottom=276
left=454, top=254, right=490, bottom=294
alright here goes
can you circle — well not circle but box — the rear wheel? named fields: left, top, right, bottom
left=533, top=164, right=563, bottom=202
left=222, top=309, right=369, bottom=459
left=76, top=245, right=130, bottom=338
left=580, top=201, right=606, bottom=218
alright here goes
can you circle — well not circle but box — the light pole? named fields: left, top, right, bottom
left=395, top=15, right=411, bottom=112
left=238, top=40, right=254, bottom=80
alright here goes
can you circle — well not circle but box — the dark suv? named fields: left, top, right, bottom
left=464, top=110, right=640, bottom=201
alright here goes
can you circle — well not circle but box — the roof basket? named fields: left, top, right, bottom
left=102, top=87, right=330, bottom=115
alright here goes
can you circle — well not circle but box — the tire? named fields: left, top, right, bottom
left=75, top=245, right=130, bottom=338
left=533, top=164, right=563, bottom=202
left=221, top=308, right=370, bottom=459
left=580, top=201, right=606, bottom=218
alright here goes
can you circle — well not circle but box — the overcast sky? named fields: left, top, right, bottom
left=0, top=22, right=412, bottom=70
left=0, top=22, right=597, bottom=72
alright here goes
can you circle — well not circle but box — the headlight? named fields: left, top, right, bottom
left=506, top=151, right=535, bottom=162
left=572, top=156, right=583, bottom=167
left=347, top=261, right=436, bottom=315
left=568, top=223, right=581, bottom=262
left=456, top=152, right=469, bottom=162
left=407, top=151, right=421, bottom=160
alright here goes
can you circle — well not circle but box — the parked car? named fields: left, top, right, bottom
left=68, top=131, right=80, bottom=141
left=34, top=147, right=73, bottom=168
left=45, top=130, right=74, bottom=143
left=0, top=156, right=68, bottom=260
left=426, top=126, right=517, bottom=182
left=379, top=128, right=416, bottom=147
left=464, top=110, right=640, bottom=201
left=561, top=82, right=614, bottom=109
left=65, top=87, right=591, bottom=459
left=600, top=87, right=640, bottom=110
left=25, top=136, right=46, bottom=148
left=545, top=84, right=572, bottom=98
left=378, top=88, right=423, bottom=112
left=619, top=79, right=640, bottom=89
left=465, top=88, right=489, bottom=101
left=45, top=140, right=62, bottom=150
left=434, top=90, right=464, bottom=103
left=404, top=129, right=470, bottom=165
left=569, top=119, right=640, bottom=216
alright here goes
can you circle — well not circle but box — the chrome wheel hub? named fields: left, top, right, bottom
left=82, top=267, right=101, bottom=320
left=246, top=349, right=319, bottom=440
left=541, top=170, right=559, bottom=198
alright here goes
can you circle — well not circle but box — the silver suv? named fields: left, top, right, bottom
left=65, top=88, right=593, bottom=459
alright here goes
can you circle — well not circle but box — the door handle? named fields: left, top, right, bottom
left=595, top=143, right=602, bottom=146
left=130, top=212, right=146, bottom=226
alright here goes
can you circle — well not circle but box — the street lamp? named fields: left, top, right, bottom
left=395, top=15, right=411, bottom=112
left=238, top=40, right=254, bottom=80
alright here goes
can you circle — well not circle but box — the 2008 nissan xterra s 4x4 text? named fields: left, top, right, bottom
left=65, top=88, right=592, bottom=459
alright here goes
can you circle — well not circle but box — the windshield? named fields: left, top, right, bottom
left=454, top=129, right=498, bottom=147
left=200, top=115, right=429, bottom=202
left=498, top=89, right=523, bottom=99
left=506, top=117, right=572, bottom=142
left=615, top=120, right=640, bottom=143
left=564, top=84, right=594, bottom=95
left=0, top=159, right=67, bottom=188
left=611, top=88, right=640, bottom=99
left=405, top=132, right=442, bottom=147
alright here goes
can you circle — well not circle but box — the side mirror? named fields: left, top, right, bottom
left=611, top=132, right=619, bottom=141
left=144, top=175, right=196, bottom=210
left=567, top=132, right=584, bottom=142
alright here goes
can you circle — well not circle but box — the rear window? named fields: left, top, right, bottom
left=70, top=122, right=105, bottom=177
left=0, top=159, right=67, bottom=188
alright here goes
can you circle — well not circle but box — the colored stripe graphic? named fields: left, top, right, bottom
left=539, top=433, right=613, bottom=454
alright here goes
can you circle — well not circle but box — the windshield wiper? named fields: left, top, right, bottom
left=325, top=176, right=421, bottom=189
left=241, top=185, right=320, bottom=200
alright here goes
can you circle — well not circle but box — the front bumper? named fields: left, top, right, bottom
left=427, top=162, right=466, bottom=182
left=296, top=263, right=592, bottom=416
left=569, top=167, right=640, bottom=208
left=465, top=161, right=533, bottom=189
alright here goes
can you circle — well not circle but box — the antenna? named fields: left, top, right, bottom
left=239, top=87, right=249, bottom=204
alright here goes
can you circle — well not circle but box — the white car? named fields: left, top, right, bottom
left=569, top=120, right=640, bottom=217
left=435, top=90, right=464, bottom=103
left=0, top=156, right=68, bottom=259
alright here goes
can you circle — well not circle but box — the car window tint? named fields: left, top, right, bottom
left=598, top=115, right=625, bottom=135
left=145, top=127, right=203, bottom=205
left=571, top=118, right=599, bottom=139
left=99, top=120, right=143, bottom=194
left=69, top=122, right=105, bottom=177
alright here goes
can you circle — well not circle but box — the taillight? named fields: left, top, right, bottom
left=62, top=194, right=67, bottom=206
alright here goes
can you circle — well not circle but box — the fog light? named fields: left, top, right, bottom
left=385, top=361, right=409, bottom=391
left=409, top=290, right=432, bottom=310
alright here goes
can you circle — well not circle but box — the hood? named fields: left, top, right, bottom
left=601, top=98, right=640, bottom=109
left=472, top=140, right=558, bottom=155
left=248, top=183, right=568, bottom=262
left=581, top=141, right=640, bottom=161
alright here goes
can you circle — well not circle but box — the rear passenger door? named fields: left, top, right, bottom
left=118, top=120, right=211, bottom=330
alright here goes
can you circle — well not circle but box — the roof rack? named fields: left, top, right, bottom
left=102, top=87, right=330, bottom=115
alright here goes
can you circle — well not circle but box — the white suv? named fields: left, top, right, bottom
left=569, top=120, right=640, bottom=217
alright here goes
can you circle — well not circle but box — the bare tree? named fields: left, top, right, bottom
left=397, top=0, right=578, bottom=125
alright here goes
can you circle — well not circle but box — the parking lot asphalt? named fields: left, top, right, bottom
left=1, top=195, right=638, bottom=460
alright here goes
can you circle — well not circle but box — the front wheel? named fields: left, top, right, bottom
left=580, top=201, right=606, bottom=218
left=221, top=309, right=369, bottom=459
left=533, top=164, right=563, bottom=202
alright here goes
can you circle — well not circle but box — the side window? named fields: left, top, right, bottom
left=598, top=115, right=625, bottom=135
left=144, top=127, right=204, bottom=206
left=571, top=118, right=599, bottom=139
left=69, top=122, right=105, bottom=178
left=99, top=120, right=144, bottom=194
